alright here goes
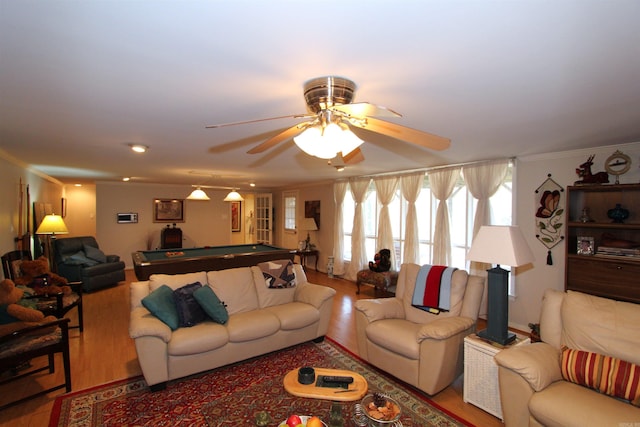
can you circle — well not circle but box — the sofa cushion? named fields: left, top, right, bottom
left=561, top=347, right=640, bottom=406
left=529, top=380, right=640, bottom=427
left=64, top=251, right=98, bottom=267
left=366, top=318, right=421, bottom=360
left=149, top=271, right=208, bottom=292
left=173, top=282, right=207, bottom=328
left=83, top=244, right=107, bottom=263
left=141, top=284, right=180, bottom=330
left=251, top=266, right=297, bottom=308
left=207, top=267, right=259, bottom=315
left=193, top=285, right=229, bottom=324
left=264, top=302, right=319, bottom=330
left=225, top=310, right=280, bottom=342
left=167, top=322, right=229, bottom=356
left=562, top=291, right=640, bottom=365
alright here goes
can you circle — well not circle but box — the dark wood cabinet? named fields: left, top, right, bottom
left=565, top=184, right=640, bottom=304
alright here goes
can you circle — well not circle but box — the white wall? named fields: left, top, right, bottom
left=511, top=142, right=640, bottom=330
left=96, top=182, right=239, bottom=268
left=62, top=183, right=97, bottom=237
left=0, top=153, right=63, bottom=276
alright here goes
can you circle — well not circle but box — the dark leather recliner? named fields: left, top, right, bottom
left=54, top=236, right=125, bottom=292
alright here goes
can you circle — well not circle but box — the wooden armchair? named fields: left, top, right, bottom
left=1, top=250, right=84, bottom=332
left=0, top=317, right=71, bottom=410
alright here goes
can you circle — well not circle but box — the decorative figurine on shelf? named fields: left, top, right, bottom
left=368, top=249, right=391, bottom=273
left=607, top=204, right=630, bottom=223
left=574, top=154, right=609, bottom=185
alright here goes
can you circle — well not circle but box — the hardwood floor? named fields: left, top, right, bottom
left=0, top=269, right=505, bottom=427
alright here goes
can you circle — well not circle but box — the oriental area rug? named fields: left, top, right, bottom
left=49, top=338, right=473, bottom=427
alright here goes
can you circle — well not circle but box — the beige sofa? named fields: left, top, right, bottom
left=495, top=289, right=640, bottom=427
left=354, top=263, right=485, bottom=395
left=129, top=263, right=336, bottom=390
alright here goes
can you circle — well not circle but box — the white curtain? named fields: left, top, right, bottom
left=463, top=159, right=509, bottom=316
left=332, top=181, right=348, bottom=276
left=401, top=173, right=424, bottom=264
left=373, top=176, right=399, bottom=269
left=430, top=167, right=461, bottom=265
left=346, top=178, right=371, bottom=281
left=463, top=159, right=510, bottom=240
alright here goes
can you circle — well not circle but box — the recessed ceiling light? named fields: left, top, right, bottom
left=122, top=177, right=131, bottom=182
left=74, top=183, right=82, bottom=187
left=335, top=165, right=345, bottom=172
left=128, top=143, right=149, bottom=153
left=249, top=182, right=256, bottom=187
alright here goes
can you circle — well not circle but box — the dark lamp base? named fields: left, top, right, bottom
left=477, top=328, right=516, bottom=346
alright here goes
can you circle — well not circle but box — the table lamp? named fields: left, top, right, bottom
left=467, top=225, right=534, bottom=345
left=36, top=214, right=69, bottom=271
left=301, top=218, right=318, bottom=250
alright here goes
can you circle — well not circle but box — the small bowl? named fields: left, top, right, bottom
left=360, top=394, right=402, bottom=427
left=298, top=366, right=316, bottom=385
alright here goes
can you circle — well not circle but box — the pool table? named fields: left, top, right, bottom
left=132, top=244, right=295, bottom=280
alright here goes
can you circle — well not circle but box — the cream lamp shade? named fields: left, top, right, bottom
left=223, top=190, right=244, bottom=202
left=467, top=225, right=534, bottom=267
left=186, top=187, right=211, bottom=200
left=36, top=214, right=69, bottom=235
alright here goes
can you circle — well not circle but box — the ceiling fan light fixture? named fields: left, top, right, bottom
left=223, top=190, right=244, bottom=202
left=187, top=186, right=210, bottom=200
left=293, top=123, right=362, bottom=160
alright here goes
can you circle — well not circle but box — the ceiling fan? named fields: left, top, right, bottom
left=205, top=76, right=450, bottom=164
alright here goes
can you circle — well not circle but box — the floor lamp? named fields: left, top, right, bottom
left=467, top=225, right=534, bottom=345
left=36, top=214, right=69, bottom=272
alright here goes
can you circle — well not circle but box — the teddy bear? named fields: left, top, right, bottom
left=368, top=248, right=392, bottom=273
left=0, top=278, right=56, bottom=330
left=13, top=256, right=71, bottom=296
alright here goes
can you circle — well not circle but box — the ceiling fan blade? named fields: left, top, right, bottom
left=330, top=102, right=401, bottom=118
left=206, top=113, right=311, bottom=129
left=352, top=116, right=450, bottom=151
left=341, top=147, right=365, bottom=164
left=246, top=122, right=310, bottom=154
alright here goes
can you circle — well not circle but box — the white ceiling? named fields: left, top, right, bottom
left=2, top=1, right=640, bottom=191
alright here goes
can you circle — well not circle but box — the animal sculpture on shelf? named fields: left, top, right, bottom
left=575, top=154, right=609, bottom=185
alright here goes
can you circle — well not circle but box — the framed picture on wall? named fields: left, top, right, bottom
left=231, top=201, right=241, bottom=232
left=305, top=200, right=320, bottom=229
left=153, top=199, right=185, bottom=222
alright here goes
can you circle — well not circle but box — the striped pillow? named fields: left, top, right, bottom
left=561, top=347, right=640, bottom=406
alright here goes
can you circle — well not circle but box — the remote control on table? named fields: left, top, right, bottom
left=321, top=376, right=353, bottom=384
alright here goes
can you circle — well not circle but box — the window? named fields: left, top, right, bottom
left=283, top=191, right=297, bottom=233
left=342, top=163, right=513, bottom=272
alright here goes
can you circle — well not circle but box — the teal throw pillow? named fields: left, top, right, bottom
left=83, top=244, right=107, bottom=263
left=173, top=282, right=207, bottom=328
left=193, top=285, right=229, bottom=324
left=141, top=284, right=179, bottom=330
left=64, top=251, right=98, bottom=266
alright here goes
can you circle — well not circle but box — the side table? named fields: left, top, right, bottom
left=463, top=333, right=530, bottom=420
left=294, top=249, right=318, bottom=271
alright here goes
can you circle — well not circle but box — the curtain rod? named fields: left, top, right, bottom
left=338, top=157, right=515, bottom=181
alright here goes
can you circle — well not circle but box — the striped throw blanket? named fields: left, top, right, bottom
left=412, top=265, right=457, bottom=314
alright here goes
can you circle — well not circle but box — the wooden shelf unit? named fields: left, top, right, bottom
left=565, top=183, right=640, bottom=304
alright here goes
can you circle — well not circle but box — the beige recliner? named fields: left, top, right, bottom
left=495, top=289, right=640, bottom=427
left=354, top=263, right=485, bottom=395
